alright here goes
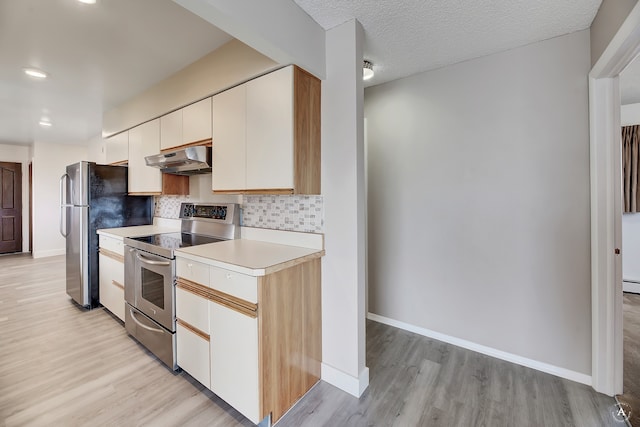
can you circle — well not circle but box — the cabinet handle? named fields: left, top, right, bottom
left=111, top=280, right=125, bottom=290
left=226, top=273, right=232, bottom=280
left=188, top=263, right=193, bottom=268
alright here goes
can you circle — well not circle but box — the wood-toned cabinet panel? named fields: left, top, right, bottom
left=246, top=67, right=294, bottom=190
left=212, top=85, right=247, bottom=192
left=183, top=98, right=212, bottom=145
left=105, top=131, right=128, bottom=165
left=210, top=301, right=260, bottom=424
left=160, top=109, right=183, bottom=151
left=128, top=120, right=162, bottom=194
left=177, top=323, right=210, bottom=389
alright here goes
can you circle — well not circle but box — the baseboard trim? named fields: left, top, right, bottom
left=321, top=363, right=369, bottom=397
left=367, top=312, right=592, bottom=386
left=32, top=249, right=65, bottom=259
left=623, top=281, right=640, bottom=294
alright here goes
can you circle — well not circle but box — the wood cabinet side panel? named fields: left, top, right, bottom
left=293, top=67, right=321, bottom=194
left=259, top=261, right=321, bottom=423
left=301, top=258, right=322, bottom=390
left=161, top=174, right=189, bottom=195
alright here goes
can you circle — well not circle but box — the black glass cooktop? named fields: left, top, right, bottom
left=130, top=232, right=223, bottom=250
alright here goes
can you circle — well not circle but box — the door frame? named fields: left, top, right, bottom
left=590, top=3, right=640, bottom=395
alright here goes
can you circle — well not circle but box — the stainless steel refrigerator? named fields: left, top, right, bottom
left=60, top=161, right=153, bottom=308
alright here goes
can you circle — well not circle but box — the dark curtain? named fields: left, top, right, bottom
left=623, top=125, right=640, bottom=213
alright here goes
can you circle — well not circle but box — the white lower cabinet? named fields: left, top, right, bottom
left=176, top=286, right=210, bottom=389
left=98, top=235, right=125, bottom=321
left=210, top=301, right=260, bottom=424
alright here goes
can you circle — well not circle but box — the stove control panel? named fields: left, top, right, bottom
left=180, top=203, right=229, bottom=220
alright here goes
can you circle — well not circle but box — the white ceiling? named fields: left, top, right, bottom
left=0, top=0, right=605, bottom=148
left=293, top=0, right=602, bottom=87
left=0, top=0, right=231, bottom=146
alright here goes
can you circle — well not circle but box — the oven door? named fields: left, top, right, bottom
left=126, top=247, right=175, bottom=331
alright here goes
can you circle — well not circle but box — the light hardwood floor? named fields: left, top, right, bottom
left=0, top=254, right=622, bottom=426
left=618, top=292, right=640, bottom=426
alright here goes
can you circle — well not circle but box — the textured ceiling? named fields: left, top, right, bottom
left=294, top=0, right=602, bottom=87
left=0, top=0, right=231, bottom=146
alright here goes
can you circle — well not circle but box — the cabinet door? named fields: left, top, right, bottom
left=176, top=287, right=210, bottom=388
left=246, top=66, right=294, bottom=190
left=98, top=252, right=125, bottom=321
left=210, top=301, right=260, bottom=424
left=128, top=119, right=162, bottom=194
left=105, top=131, right=128, bottom=165
left=160, top=109, right=183, bottom=151
left=183, top=98, right=212, bottom=145
left=212, top=85, right=247, bottom=192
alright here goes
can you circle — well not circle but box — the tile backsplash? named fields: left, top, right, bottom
left=154, top=194, right=323, bottom=233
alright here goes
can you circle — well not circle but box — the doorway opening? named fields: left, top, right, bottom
left=0, top=162, right=23, bottom=254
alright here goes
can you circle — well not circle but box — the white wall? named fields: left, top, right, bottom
left=365, top=30, right=592, bottom=377
left=0, top=144, right=31, bottom=252
left=32, top=142, right=87, bottom=258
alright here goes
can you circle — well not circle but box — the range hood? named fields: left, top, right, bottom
left=145, top=146, right=212, bottom=175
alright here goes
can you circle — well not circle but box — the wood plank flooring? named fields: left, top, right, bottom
left=617, top=292, right=640, bottom=426
left=0, top=254, right=622, bottom=426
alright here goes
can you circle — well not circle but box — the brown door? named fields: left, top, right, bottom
left=0, top=162, right=22, bottom=254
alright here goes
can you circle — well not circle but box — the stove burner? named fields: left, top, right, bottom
left=130, top=232, right=223, bottom=251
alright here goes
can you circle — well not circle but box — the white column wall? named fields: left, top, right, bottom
left=320, top=19, right=369, bottom=396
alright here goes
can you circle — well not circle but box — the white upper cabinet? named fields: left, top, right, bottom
left=128, top=119, right=162, bottom=194
left=246, top=66, right=294, bottom=190
left=160, top=109, right=183, bottom=151
left=105, top=131, right=128, bottom=165
left=212, top=84, right=247, bottom=192
left=183, top=98, right=212, bottom=145
left=211, top=65, right=320, bottom=194
left=160, top=98, right=212, bottom=151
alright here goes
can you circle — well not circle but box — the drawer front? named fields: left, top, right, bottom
left=99, top=235, right=124, bottom=256
left=177, top=324, right=210, bottom=389
left=98, top=253, right=125, bottom=321
left=210, top=267, right=257, bottom=303
left=176, top=287, right=209, bottom=334
left=176, top=257, right=210, bottom=286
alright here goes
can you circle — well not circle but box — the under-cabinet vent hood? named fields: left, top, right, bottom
left=145, top=146, right=212, bottom=175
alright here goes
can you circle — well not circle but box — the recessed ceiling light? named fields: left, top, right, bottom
left=78, top=0, right=97, bottom=4
left=23, top=68, right=48, bottom=79
left=363, top=60, right=374, bottom=81
left=39, top=120, right=52, bottom=127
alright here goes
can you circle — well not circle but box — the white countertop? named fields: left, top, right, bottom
left=175, top=240, right=324, bottom=276
left=97, top=225, right=179, bottom=239
left=97, top=224, right=324, bottom=276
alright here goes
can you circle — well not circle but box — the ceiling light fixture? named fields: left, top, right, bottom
left=77, top=0, right=97, bottom=4
left=39, top=119, right=52, bottom=127
left=363, top=60, right=374, bottom=81
left=23, top=68, right=48, bottom=79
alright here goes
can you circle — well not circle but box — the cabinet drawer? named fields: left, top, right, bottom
left=99, top=235, right=124, bottom=256
left=176, top=257, right=210, bottom=286
left=210, top=267, right=257, bottom=303
left=176, top=286, right=209, bottom=334
left=176, top=324, right=210, bottom=389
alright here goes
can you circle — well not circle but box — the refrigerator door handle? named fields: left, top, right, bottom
left=59, top=173, right=69, bottom=237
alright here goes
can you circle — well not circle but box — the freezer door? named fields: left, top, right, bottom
left=66, top=205, right=89, bottom=307
left=66, top=162, right=89, bottom=206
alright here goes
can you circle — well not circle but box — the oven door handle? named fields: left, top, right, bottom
left=135, top=251, right=171, bottom=266
left=129, top=307, right=165, bottom=334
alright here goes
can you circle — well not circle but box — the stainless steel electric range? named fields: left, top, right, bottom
left=123, top=202, right=240, bottom=370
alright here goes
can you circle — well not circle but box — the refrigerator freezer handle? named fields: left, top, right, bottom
left=59, top=173, right=69, bottom=237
